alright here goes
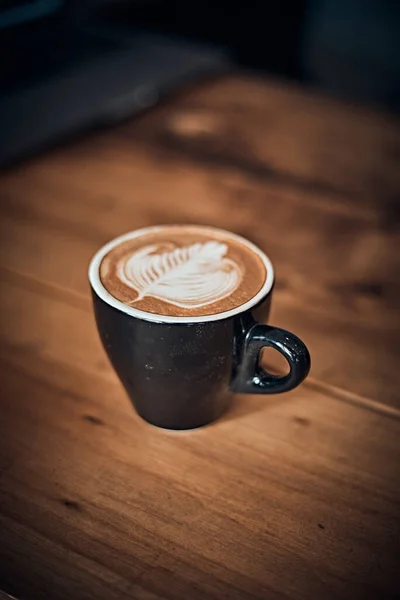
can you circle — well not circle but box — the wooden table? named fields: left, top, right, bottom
left=0, top=74, right=399, bottom=600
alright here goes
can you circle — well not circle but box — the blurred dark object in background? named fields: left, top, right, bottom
left=302, top=0, right=400, bottom=110
left=0, top=0, right=229, bottom=165
left=1, top=0, right=399, bottom=165
left=94, top=0, right=307, bottom=79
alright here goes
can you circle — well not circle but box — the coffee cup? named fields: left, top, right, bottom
left=89, top=225, right=310, bottom=429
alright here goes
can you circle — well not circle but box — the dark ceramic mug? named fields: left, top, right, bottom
left=89, top=228, right=310, bottom=430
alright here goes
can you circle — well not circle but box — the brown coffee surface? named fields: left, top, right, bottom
left=99, top=226, right=267, bottom=317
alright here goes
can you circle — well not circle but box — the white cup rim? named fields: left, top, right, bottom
left=88, top=225, right=275, bottom=324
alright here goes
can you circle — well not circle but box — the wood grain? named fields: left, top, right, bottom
left=1, top=275, right=399, bottom=600
left=0, top=113, right=399, bottom=406
left=0, top=74, right=399, bottom=600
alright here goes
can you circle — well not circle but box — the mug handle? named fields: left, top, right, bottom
left=231, top=321, right=311, bottom=394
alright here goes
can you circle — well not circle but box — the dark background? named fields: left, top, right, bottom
left=96, top=0, right=400, bottom=110
left=2, top=0, right=399, bottom=106
left=1, top=0, right=399, bottom=164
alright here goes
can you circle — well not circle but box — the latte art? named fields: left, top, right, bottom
left=119, top=241, right=242, bottom=309
left=95, top=225, right=271, bottom=319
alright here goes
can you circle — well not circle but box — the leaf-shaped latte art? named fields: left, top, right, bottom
left=117, top=241, right=242, bottom=309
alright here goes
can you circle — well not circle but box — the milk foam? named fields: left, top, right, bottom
left=118, top=241, right=243, bottom=309
left=89, top=226, right=274, bottom=324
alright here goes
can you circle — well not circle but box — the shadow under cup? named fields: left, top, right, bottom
left=90, top=287, right=310, bottom=430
